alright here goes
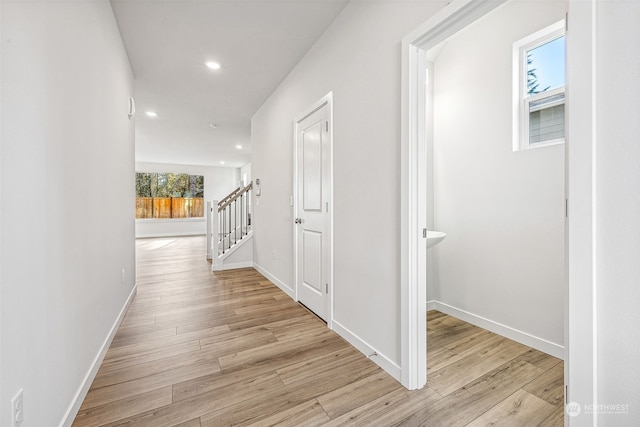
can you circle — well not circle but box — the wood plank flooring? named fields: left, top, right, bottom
left=72, top=236, right=564, bottom=426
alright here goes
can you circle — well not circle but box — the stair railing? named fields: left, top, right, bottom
left=218, top=186, right=241, bottom=207
left=217, top=182, right=252, bottom=255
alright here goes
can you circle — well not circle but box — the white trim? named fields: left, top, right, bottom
left=219, top=231, right=253, bottom=260
left=59, top=284, right=137, bottom=427
left=135, top=231, right=205, bottom=238
left=403, top=0, right=507, bottom=49
left=331, top=320, right=401, bottom=382
left=513, top=20, right=566, bottom=151
left=210, top=200, right=219, bottom=265
left=401, top=0, right=507, bottom=391
left=293, top=92, right=334, bottom=328
left=253, top=262, right=295, bottom=299
left=206, top=201, right=213, bottom=260
left=212, top=232, right=254, bottom=271
left=213, top=261, right=253, bottom=271
left=135, top=217, right=206, bottom=224
left=429, top=301, right=564, bottom=359
left=515, top=19, right=565, bottom=53
left=401, top=27, right=428, bottom=393
left=566, top=1, right=598, bottom=424
left=404, top=0, right=597, bottom=418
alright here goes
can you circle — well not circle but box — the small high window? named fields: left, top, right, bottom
left=513, top=20, right=566, bottom=150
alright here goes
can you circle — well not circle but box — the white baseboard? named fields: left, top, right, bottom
left=427, top=300, right=564, bottom=359
left=332, top=320, right=402, bottom=383
left=135, top=232, right=205, bottom=238
left=60, top=284, right=138, bottom=427
left=252, top=263, right=294, bottom=299
left=213, top=261, right=253, bottom=271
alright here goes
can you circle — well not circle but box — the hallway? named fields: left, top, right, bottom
left=72, top=236, right=563, bottom=426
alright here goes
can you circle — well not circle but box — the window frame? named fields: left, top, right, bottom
left=513, top=19, right=566, bottom=151
left=135, top=172, right=205, bottom=219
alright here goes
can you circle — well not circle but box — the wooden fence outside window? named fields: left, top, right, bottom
left=136, top=197, right=204, bottom=219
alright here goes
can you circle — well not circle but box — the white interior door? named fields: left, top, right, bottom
left=295, top=96, right=332, bottom=322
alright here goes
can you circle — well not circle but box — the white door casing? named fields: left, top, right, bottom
left=400, top=0, right=509, bottom=390
left=294, top=93, right=333, bottom=324
left=402, top=7, right=592, bottom=427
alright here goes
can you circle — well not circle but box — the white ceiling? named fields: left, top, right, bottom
left=111, top=0, right=349, bottom=168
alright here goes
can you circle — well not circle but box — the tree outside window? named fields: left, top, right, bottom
left=135, top=173, right=204, bottom=219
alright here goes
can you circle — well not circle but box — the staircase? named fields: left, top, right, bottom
left=206, top=182, right=254, bottom=271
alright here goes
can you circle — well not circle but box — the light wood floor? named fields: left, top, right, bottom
left=73, top=236, right=564, bottom=426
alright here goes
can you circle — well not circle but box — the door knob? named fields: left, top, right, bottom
left=294, top=218, right=303, bottom=224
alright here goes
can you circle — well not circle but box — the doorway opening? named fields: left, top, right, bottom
left=401, top=0, right=571, bottom=398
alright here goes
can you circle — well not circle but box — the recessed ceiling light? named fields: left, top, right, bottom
left=219, top=161, right=225, bottom=165
left=236, top=144, right=243, bottom=150
left=205, top=61, right=221, bottom=70
left=209, top=123, right=217, bottom=129
left=145, top=111, right=158, bottom=117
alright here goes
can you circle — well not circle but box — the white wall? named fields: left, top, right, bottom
left=135, top=162, right=239, bottom=238
left=595, top=1, right=640, bottom=423
left=1, top=2, right=135, bottom=425
left=0, top=5, right=3, bottom=422
left=430, top=1, right=566, bottom=353
left=240, top=163, right=252, bottom=187
left=252, top=0, right=446, bottom=371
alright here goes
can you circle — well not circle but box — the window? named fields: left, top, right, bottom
left=513, top=20, right=566, bottom=150
left=135, top=172, right=204, bottom=219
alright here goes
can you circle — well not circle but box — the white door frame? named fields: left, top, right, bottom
left=293, top=92, right=334, bottom=328
left=400, top=2, right=596, bottom=420
left=400, top=0, right=510, bottom=391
